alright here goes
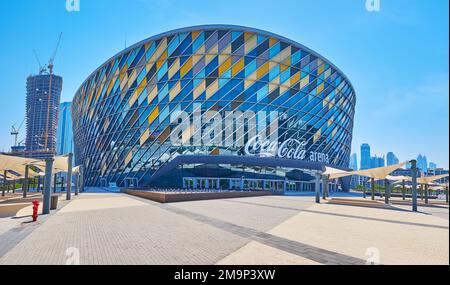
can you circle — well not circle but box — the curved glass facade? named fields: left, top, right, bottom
left=72, top=25, right=356, bottom=189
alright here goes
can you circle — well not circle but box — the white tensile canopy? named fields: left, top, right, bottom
left=323, top=162, right=407, bottom=181
left=0, top=154, right=73, bottom=178
left=416, top=174, right=449, bottom=185
left=386, top=175, right=411, bottom=182
left=353, top=162, right=407, bottom=181
left=323, top=166, right=354, bottom=179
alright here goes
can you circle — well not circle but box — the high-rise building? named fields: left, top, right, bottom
left=429, top=162, right=437, bottom=170
left=57, top=102, right=74, bottom=156
left=417, top=154, right=428, bottom=173
left=349, top=153, right=358, bottom=170
left=25, top=74, right=63, bottom=159
left=370, top=155, right=385, bottom=168
left=386, top=152, right=399, bottom=166
left=360, top=144, right=371, bottom=170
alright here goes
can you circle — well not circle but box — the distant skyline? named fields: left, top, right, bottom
left=0, top=0, right=448, bottom=167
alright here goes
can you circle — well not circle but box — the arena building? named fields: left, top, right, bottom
left=72, top=25, right=356, bottom=192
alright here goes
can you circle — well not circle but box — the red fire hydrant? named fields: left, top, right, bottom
left=32, top=200, right=39, bottom=222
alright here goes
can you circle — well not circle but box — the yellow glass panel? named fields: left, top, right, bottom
left=269, top=38, right=277, bottom=47
left=290, top=72, right=301, bottom=85
left=180, top=57, right=193, bottom=78
left=317, top=83, right=324, bottom=94
left=148, top=106, right=159, bottom=125
left=257, top=62, right=270, bottom=79
left=218, top=57, right=232, bottom=76
left=232, top=58, right=245, bottom=76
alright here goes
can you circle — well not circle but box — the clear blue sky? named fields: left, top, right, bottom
left=0, top=0, right=448, bottom=168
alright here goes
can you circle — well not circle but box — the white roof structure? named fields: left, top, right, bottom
left=353, top=162, right=407, bottom=181
left=323, top=166, right=354, bottom=179
left=386, top=175, right=411, bottom=181
left=0, top=154, right=72, bottom=178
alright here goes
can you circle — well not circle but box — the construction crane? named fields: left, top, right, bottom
left=44, top=32, right=63, bottom=153
left=11, top=118, right=25, bottom=146
left=33, top=49, right=47, bottom=75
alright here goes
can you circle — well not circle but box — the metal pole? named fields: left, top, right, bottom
left=23, top=165, right=29, bottom=198
left=424, top=184, right=429, bottom=204
left=67, top=153, right=73, bottom=200
left=322, top=175, right=329, bottom=200
left=446, top=186, right=449, bottom=204
left=371, top=178, right=375, bottom=200
left=2, top=170, right=6, bottom=197
left=37, top=176, right=41, bottom=193
left=420, top=184, right=424, bottom=200
left=315, top=173, right=321, bottom=203
left=362, top=179, right=366, bottom=199
left=402, top=179, right=406, bottom=201
left=411, top=160, right=418, bottom=212
left=12, top=180, right=16, bottom=194
left=53, top=173, right=57, bottom=193
left=43, top=158, right=54, bottom=215
left=385, top=179, right=390, bottom=204
left=74, top=173, right=79, bottom=196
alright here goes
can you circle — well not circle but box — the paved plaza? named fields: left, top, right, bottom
left=0, top=192, right=448, bottom=265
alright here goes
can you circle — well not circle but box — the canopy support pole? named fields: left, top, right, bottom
left=371, top=178, right=375, bottom=200
left=411, top=160, right=418, bottom=212
left=43, top=158, right=54, bottom=215
left=66, top=153, right=73, bottom=200
left=23, top=165, right=29, bottom=198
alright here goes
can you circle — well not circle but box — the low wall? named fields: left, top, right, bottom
left=123, top=189, right=279, bottom=203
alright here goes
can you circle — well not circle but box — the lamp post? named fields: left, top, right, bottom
left=371, top=178, right=375, bottom=200
left=411, top=160, right=418, bottom=212
left=1, top=170, right=6, bottom=197
left=385, top=179, right=390, bottom=204
left=23, top=165, right=29, bottom=198
left=322, top=175, right=329, bottom=200
left=315, top=173, right=321, bottom=203
left=446, top=185, right=449, bottom=204
left=42, top=158, right=54, bottom=215
left=67, top=153, right=73, bottom=200
left=402, top=179, right=406, bottom=201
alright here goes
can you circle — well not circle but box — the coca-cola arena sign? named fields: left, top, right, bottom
left=169, top=107, right=330, bottom=163
left=244, top=135, right=330, bottom=163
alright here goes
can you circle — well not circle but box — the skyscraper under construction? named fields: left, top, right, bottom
left=25, top=74, right=63, bottom=159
